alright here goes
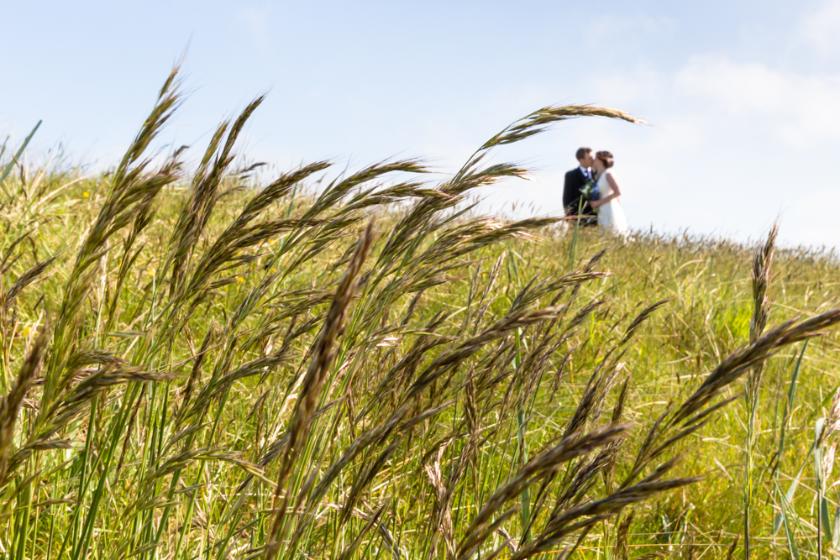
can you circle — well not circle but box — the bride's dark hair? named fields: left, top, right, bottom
left=596, top=150, right=615, bottom=169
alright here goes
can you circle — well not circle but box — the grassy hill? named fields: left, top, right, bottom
left=1, top=71, right=840, bottom=559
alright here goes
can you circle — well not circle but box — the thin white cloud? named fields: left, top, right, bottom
left=784, top=186, right=840, bottom=248
left=676, top=55, right=840, bottom=147
left=676, top=56, right=786, bottom=111
left=589, top=14, right=676, bottom=40
left=800, top=0, right=840, bottom=56
left=236, top=5, right=272, bottom=53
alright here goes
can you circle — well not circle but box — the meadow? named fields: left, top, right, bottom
left=1, top=68, right=840, bottom=558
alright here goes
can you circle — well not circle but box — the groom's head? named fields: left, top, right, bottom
left=575, top=147, right=594, bottom=168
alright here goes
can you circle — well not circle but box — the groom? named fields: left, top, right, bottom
left=563, top=147, right=598, bottom=225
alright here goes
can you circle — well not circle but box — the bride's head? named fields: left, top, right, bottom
left=593, top=150, right=614, bottom=172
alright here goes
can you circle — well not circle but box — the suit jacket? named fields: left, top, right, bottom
left=563, top=167, right=597, bottom=218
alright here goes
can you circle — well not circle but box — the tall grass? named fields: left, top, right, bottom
left=0, top=68, right=839, bottom=558
left=743, top=223, right=777, bottom=558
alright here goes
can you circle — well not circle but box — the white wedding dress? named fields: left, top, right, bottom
left=595, top=171, right=629, bottom=236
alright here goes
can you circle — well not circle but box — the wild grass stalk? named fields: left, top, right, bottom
left=0, top=120, right=42, bottom=194
left=744, top=224, right=778, bottom=558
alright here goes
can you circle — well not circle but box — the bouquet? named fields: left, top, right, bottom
left=581, top=179, right=600, bottom=208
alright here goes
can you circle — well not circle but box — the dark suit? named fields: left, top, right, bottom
left=563, top=167, right=597, bottom=224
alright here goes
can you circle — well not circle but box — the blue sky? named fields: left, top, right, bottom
left=3, top=1, right=840, bottom=247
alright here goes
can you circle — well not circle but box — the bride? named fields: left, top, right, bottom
left=590, top=150, right=629, bottom=235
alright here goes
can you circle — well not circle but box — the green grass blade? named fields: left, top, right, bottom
left=0, top=119, right=42, bottom=190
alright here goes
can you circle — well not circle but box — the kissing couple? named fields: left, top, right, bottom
left=562, top=147, right=628, bottom=235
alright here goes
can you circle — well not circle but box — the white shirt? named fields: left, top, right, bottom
left=579, top=166, right=592, bottom=181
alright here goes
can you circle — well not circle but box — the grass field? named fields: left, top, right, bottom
left=2, top=69, right=840, bottom=559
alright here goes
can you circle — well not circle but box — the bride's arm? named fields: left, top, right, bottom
left=591, top=173, right=622, bottom=208
left=607, top=173, right=622, bottom=199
